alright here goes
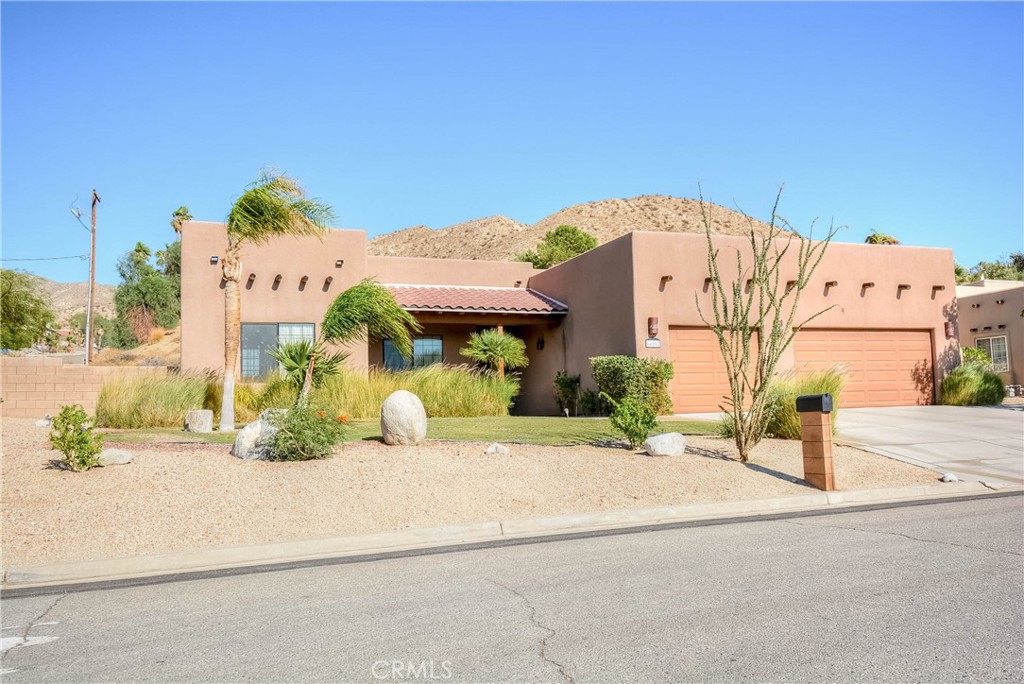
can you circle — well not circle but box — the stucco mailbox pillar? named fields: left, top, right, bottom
left=796, top=393, right=836, bottom=491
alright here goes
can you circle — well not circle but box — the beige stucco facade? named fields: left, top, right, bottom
left=181, top=222, right=960, bottom=415
left=956, top=280, right=1024, bottom=386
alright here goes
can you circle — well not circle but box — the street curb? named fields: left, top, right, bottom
left=3, top=481, right=1020, bottom=590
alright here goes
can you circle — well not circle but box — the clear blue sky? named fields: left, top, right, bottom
left=2, top=1, right=1022, bottom=286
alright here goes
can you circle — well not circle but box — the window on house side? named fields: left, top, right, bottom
left=241, top=323, right=315, bottom=378
left=383, top=336, right=443, bottom=371
left=976, top=335, right=1009, bottom=373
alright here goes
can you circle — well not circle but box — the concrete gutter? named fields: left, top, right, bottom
left=4, top=481, right=1019, bottom=591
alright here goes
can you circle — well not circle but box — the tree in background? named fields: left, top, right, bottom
left=955, top=253, right=1024, bottom=284
left=517, top=224, right=598, bottom=269
left=108, top=242, right=180, bottom=348
left=698, top=188, right=836, bottom=463
left=219, top=171, right=335, bottom=430
left=0, top=269, right=55, bottom=349
left=864, top=229, right=900, bottom=245
left=460, top=328, right=529, bottom=379
left=170, top=206, right=193, bottom=234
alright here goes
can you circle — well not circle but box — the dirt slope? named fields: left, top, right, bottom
left=367, top=195, right=778, bottom=261
left=27, top=275, right=116, bottom=323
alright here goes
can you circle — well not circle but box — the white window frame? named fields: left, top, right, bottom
left=241, top=322, right=315, bottom=378
left=975, top=335, right=1009, bottom=373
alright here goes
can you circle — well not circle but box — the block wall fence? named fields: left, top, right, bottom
left=0, top=357, right=166, bottom=418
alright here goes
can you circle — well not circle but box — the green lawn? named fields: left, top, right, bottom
left=102, top=415, right=718, bottom=446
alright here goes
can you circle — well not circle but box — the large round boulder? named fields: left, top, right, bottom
left=380, top=390, right=427, bottom=446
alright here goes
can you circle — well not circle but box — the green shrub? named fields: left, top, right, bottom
left=97, top=372, right=208, bottom=428
left=579, top=389, right=604, bottom=416
left=765, top=368, right=846, bottom=440
left=50, top=404, right=103, bottom=471
left=311, top=365, right=519, bottom=419
left=590, top=356, right=674, bottom=415
left=603, top=393, right=658, bottom=449
left=554, top=371, right=581, bottom=415
left=941, top=365, right=1005, bottom=406
left=961, top=346, right=993, bottom=369
left=268, top=405, right=348, bottom=461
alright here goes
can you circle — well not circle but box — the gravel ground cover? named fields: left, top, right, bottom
left=1, top=417, right=937, bottom=568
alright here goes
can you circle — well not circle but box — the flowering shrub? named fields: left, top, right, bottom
left=268, top=405, right=348, bottom=461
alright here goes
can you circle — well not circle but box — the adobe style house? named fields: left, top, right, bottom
left=956, top=279, right=1023, bottom=387
left=180, top=222, right=959, bottom=415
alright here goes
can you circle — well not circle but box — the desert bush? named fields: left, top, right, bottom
left=312, top=365, right=518, bottom=418
left=765, top=368, right=846, bottom=440
left=961, top=346, right=993, bottom=369
left=941, top=365, right=1005, bottom=406
left=149, top=327, right=166, bottom=344
left=579, top=389, right=604, bottom=416
left=50, top=404, right=103, bottom=471
left=590, top=356, right=674, bottom=414
left=603, top=393, right=658, bottom=449
left=268, top=405, right=348, bottom=461
left=554, top=371, right=581, bottom=415
left=97, top=372, right=208, bottom=428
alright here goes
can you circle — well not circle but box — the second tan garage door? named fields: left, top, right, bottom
left=668, top=327, right=752, bottom=413
left=793, top=329, right=934, bottom=407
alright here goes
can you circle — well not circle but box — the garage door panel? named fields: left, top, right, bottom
left=668, top=328, right=752, bottom=413
left=794, top=329, right=933, bottom=408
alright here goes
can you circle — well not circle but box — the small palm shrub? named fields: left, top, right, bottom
left=603, top=393, right=658, bottom=449
left=50, top=404, right=103, bottom=471
left=268, top=405, right=348, bottom=461
left=941, top=365, right=1005, bottom=406
left=269, top=339, right=348, bottom=389
left=460, top=329, right=529, bottom=377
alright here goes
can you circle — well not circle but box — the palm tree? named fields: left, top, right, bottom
left=219, top=171, right=335, bottom=430
left=460, top=328, right=529, bottom=379
left=865, top=229, right=900, bottom=245
left=171, top=206, right=193, bottom=234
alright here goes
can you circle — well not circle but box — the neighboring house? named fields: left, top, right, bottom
left=956, top=279, right=1024, bottom=386
left=180, top=222, right=959, bottom=414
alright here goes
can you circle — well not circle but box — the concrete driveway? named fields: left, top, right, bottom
left=835, top=405, right=1024, bottom=485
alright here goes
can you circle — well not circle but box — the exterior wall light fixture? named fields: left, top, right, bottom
left=335, top=260, right=344, bottom=268
left=536, top=337, right=544, bottom=350
left=210, top=256, right=219, bottom=264
left=944, top=321, right=955, bottom=339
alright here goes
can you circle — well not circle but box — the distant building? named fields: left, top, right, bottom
left=181, top=222, right=959, bottom=414
left=956, top=279, right=1023, bottom=386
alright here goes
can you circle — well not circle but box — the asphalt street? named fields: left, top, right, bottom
left=3, top=495, right=1022, bottom=683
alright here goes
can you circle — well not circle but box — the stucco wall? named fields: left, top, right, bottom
left=181, top=221, right=371, bottom=373
left=626, top=232, right=959, bottom=395
left=956, top=281, right=1024, bottom=385
left=527, top=234, right=637, bottom=393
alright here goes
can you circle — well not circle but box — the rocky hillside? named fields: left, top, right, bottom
left=27, top=275, right=116, bottom=323
left=367, top=195, right=781, bottom=261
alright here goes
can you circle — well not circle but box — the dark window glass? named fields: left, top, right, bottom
left=241, top=323, right=314, bottom=378
left=384, top=336, right=443, bottom=370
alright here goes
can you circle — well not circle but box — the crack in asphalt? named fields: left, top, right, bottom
left=489, top=580, right=575, bottom=684
left=783, top=520, right=1024, bottom=557
left=14, top=593, right=66, bottom=649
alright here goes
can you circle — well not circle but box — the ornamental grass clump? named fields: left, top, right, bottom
left=50, top=404, right=103, bottom=471
left=940, top=365, right=1005, bottom=406
left=96, top=372, right=208, bottom=428
left=268, top=405, right=349, bottom=461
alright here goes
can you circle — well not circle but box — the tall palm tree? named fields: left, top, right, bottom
left=171, top=206, right=193, bottom=234
left=220, top=171, right=335, bottom=430
left=864, top=229, right=900, bottom=245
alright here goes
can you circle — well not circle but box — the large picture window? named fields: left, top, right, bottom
left=383, top=336, right=443, bottom=371
left=976, top=335, right=1009, bottom=373
left=241, top=323, right=315, bottom=378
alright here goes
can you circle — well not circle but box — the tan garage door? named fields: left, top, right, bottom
left=793, top=329, right=934, bottom=407
left=668, top=328, right=752, bottom=413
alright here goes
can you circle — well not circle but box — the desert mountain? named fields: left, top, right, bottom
left=26, top=274, right=116, bottom=324
left=367, top=195, right=779, bottom=261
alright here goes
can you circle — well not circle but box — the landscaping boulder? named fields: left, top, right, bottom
left=99, top=448, right=134, bottom=466
left=380, top=390, right=427, bottom=446
left=643, top=432, right=687, bottom=457
left=184, top=409, right=214, bottom=433
left=35, top=415, right=52, bottom=428
left=485, top=442, right=510, bottom=456
left=231, top=409, right=282, bottom=460
left=940, top=472, right=960, bottom=483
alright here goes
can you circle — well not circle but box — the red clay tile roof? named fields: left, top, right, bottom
left=384, top=284, right=568, bottom=315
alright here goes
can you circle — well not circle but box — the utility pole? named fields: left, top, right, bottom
left=87, top=189, right=100, bottom=364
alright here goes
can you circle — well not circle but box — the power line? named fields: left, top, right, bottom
left=1, top=255, right=89, bottom=262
